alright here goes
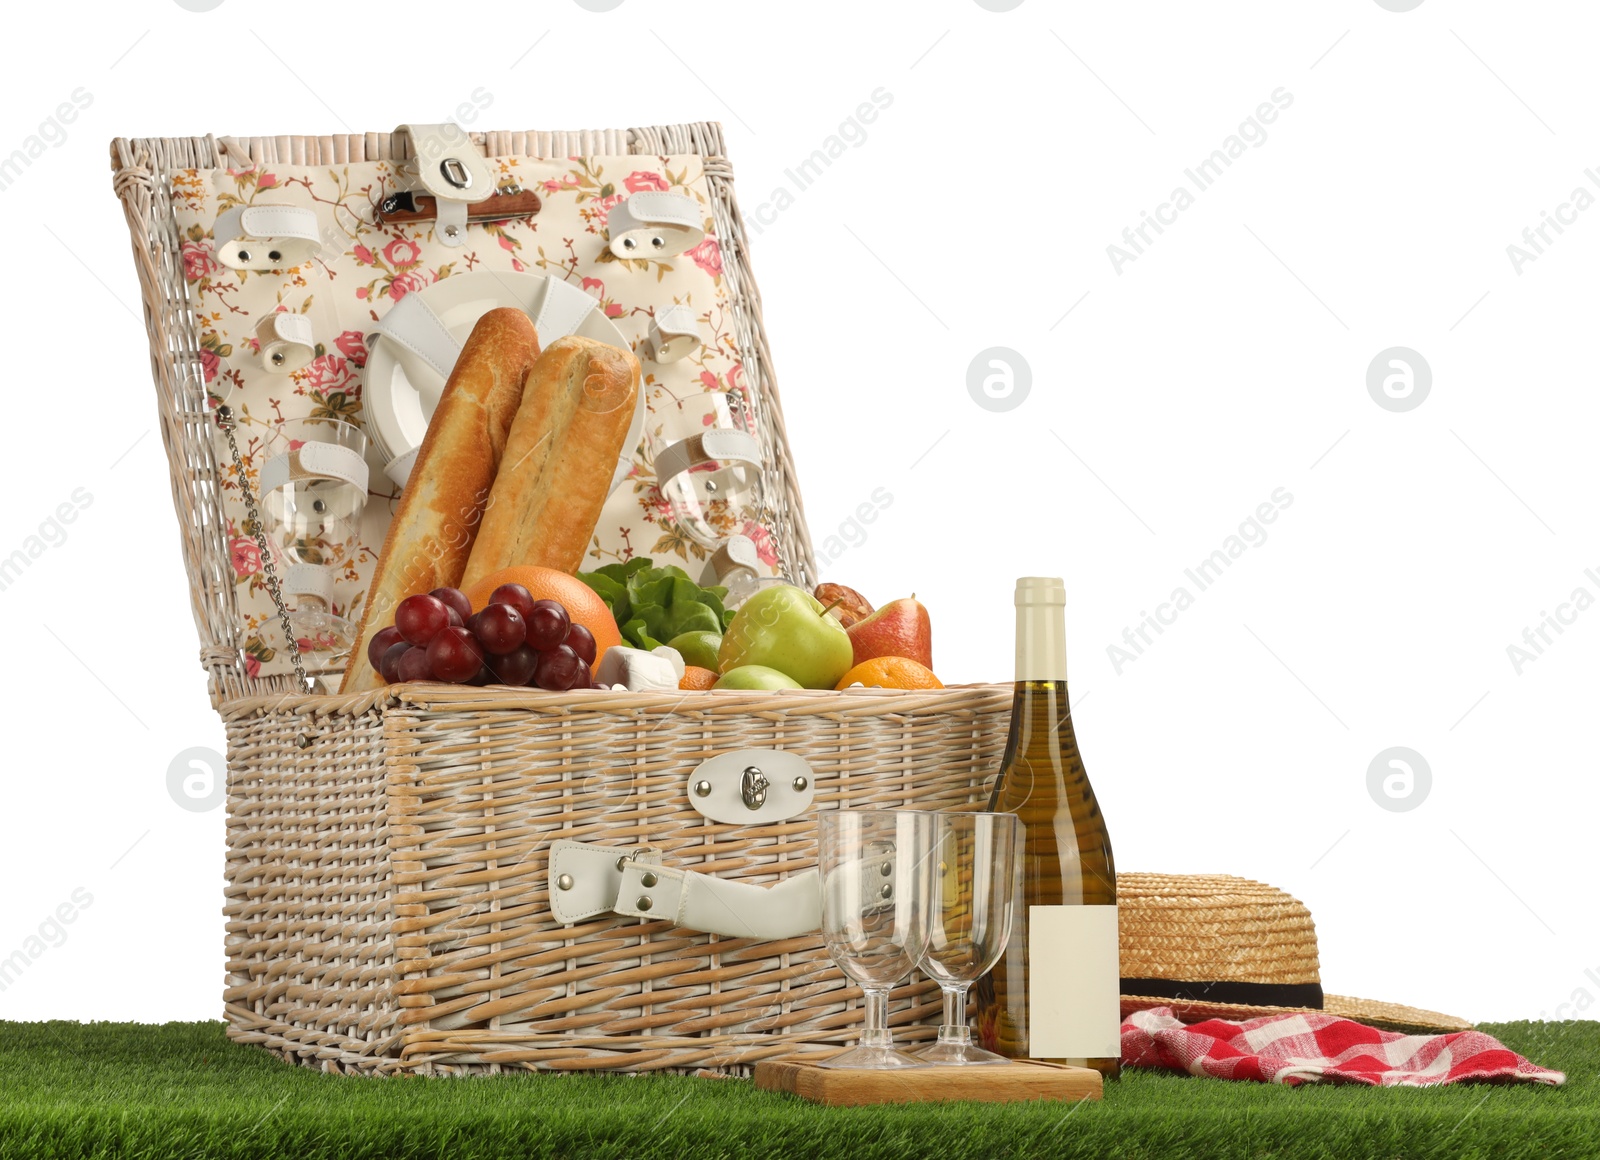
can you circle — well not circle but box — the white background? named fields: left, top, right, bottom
left=0, top=0, right=1594, bottom=1028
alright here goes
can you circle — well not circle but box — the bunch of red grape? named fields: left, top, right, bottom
left=368, top=583, right=602, bottom=691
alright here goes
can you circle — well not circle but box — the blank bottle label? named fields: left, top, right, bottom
left=1028, top=904, right=1121, bottom=1058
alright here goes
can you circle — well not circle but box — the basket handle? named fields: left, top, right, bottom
left=549, top=840, right=820, bottom=940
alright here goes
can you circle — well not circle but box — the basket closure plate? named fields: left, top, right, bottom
left=688, top=748, right=814, bottom=824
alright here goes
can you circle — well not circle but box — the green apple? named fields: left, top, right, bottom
left=713, top=665, right=803, bottom=691
left=717, top=585, right=854, bottom=689
left=667, top=630, right=723, bottom=672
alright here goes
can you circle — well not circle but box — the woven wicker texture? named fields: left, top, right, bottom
left=109, top=125, right=815, bottom=706
left=221, top=683, right=1015, bottom=1074
left=1117, top=873, right=1320, bottom=986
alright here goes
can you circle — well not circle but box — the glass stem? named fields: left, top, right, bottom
left=860, top=987, right=892, bottom=1048
left=939, top=983, right=972, bottom=1045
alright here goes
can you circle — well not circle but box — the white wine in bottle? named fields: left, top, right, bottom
left=974, top=576, right=1120, bottom=1078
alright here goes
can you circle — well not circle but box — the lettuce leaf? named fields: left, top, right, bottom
left=577, top=558, right=734, bottom=651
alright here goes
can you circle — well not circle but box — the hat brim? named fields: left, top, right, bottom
left=1122, top=992, right=1472, bottom=1035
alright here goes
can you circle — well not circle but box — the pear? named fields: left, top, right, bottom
left=845, top=595, right=932, bottom=670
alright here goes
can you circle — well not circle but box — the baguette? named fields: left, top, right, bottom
left=340, top=308, right=540, bottom=692
left=459, top=336, right=641, bottom=589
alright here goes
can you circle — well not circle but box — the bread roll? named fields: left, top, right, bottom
left=340, top=308, right=539, bottom=693
left=459, top=337, right=640, bottom=589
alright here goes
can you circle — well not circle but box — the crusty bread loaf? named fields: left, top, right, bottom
left=340, top=308, right=540, bottom=692
left=459, top=336, right=640, bottom=589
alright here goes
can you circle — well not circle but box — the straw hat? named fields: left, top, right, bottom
left=1118, top=873, right=1471, bottom=1034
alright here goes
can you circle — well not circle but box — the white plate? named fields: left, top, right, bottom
left=364, top=271, right=642, bottom=493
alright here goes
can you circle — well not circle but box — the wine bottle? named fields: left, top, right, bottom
left=975, top=576, right=1120, bottom=1078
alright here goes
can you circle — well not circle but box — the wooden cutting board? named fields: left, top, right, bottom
left=753, top=1059, right=1103, bottom=1107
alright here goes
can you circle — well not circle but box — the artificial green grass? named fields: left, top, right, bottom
left=0, top=1020, right=1594, bottom=1159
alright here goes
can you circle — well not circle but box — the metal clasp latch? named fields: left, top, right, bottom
left=440, top=156, right=473, bottom=190
left=740, top=765, right=769, bottom=811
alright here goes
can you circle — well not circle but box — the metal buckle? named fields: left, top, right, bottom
left=614, top=846, right=661, bottom=872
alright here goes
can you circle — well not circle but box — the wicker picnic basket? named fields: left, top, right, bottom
left=110, top=124, right=1014, bottom=1075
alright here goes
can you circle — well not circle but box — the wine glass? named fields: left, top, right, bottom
left=818, top=810, right=935, bottom=1069
left=917, top=811, right=1022, bottom=1065
left=645, top=389, right=781, bottom=604
left=259, top=417, right=369, bottom=663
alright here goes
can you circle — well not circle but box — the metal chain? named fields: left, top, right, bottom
left=215, top=405, right=313, bottom=694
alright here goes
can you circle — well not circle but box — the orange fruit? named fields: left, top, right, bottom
left=461, top=566, right=623, bottom=670
left=835, top=656, right=943, bottom=691
left=679, top=665, right=719, bottom=691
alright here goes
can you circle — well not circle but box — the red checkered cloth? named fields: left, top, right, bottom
left=1121, top=1006, right=1564, bottom=1087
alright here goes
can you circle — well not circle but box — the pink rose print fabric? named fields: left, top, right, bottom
left=169, top=152, right=777, bottom=679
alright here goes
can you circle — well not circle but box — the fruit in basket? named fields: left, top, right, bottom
left=846, top=596, right=933, bottom=670
left=474, top=603, right=526, bottom=654
left=667, top=631, right=722, bottom=671
left=524, top=599, right=571, bottom=650
left=679, top=665, right=719, bottom=690
left=714, top=665, right=803, bottom=691
left=836, top=656, right=943, bottom=691
left=379, top=641, right=411, bottom=683
left=375, top=571, right=627, bottom=688
left=485, top=643, right=541, bottom=687
left=535, top=644, right=589, bottom=691
left=430, top=587, right=474, bottom=624
left=813, top=583, right=874, bottom=628
left=564, top=624, right=598, bottom=666
left=463, top=565, right=622, bottom=668
left=718, top=584, right=854, bottom=689
left=487, top=582, right=536, bottom=622
left=396, top=593, right=452, bottom=647
left=367, top=625, right=405, bottom=671
left=396, top=645, right=435, bottom=683
left=427, top=626, right=486, bottom=683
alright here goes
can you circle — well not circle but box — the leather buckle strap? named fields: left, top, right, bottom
left=607, top=191, right=706, bottom=260
left=646, top=303, right=703, bottom=364
left=255, top=311, right=316, bottom=374
left=213, top=205, right=321, bottom=271
left=549, top=840, right=821, bottom=940
left=651, top=429, right=762, bottom=489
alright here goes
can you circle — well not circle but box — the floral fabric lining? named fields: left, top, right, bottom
left=172, top=154, right=776, bottom=678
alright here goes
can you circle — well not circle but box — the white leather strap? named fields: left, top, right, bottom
left=258, top=440, right=370, bottom=496
left=652, top=429, right=762, bottom=488
left=213, top=205, right=321, bottom=271
left=383, top=446, right=421, bottom=490
left=369, top=291, right=462, bottom=406
left=549, top=840, right=821, bottom=940
left=535, top=275, right=602, bottom=340
left=393, top=124, right=496, bottom=248
left=607, top=192, right=706, bottom=260
left=550, top=842, right=664, bottom=923
left=283, top=562, right=333, bottom=602
left=255, top=311, right=316, bottom=374
left=704, top=535, right=762, bottom=583
left=647, top=303, right=703, bottom=363
left=372, top=280, right=599, bottom=401
left=436, top=198, right=469, bottom=247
